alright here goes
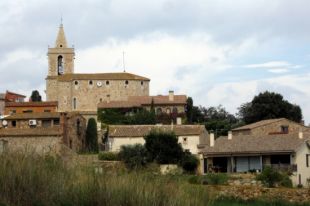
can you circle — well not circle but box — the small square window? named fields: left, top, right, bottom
left=106, top=81, right=110, bottom=85
left=89, top=80, right=93, bottom=85
left=54, top=119, right=60, bottom=126
left=12, top=121, right=16, bottom=127
left=281, top=126, right=289, bottom=133
left=74, top=81, right=79, bottom=85
left=141, top=81, right=144, bottom=85
left=125, top=80, right=129, bottom=85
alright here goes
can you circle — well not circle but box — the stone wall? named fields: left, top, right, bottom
left=47, top=79, right=149, bottom=113
left=0, top=100, right=4, bottom=116
left=0, top=136, right=61, bottom=154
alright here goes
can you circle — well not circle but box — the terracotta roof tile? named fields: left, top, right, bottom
left=4, top=112, right=60, bottom=120
left=108, top=125, right=206, bottom=137
left=201, top=132, right=310, bottom=155
left=232, top=118, right=286, bottom=131
left=5, top=101, right=58, bottom=107
left=98, top=95, right=187, bottom=109
left=0, top=127, right=62, bottom=137
left=47, top=72, right=150, bottom=81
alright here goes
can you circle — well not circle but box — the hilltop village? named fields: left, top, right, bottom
left=0, top=24, right=309, bottom=190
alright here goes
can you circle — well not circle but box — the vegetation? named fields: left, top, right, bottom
left=188, top=173, right=229, bottom=185
left=256, top=167, right=292, bottom=188
left=119, top=144, right=148, bottom=169
left=0, top=154, right=307, bottom=206
left=238, top=91, right=303, bottom=124
left=98, top=152, right=118, bottom=161
left=86, top=118, right=99, bottom=152
left=144, top=130, right=183, bottom=164
left=181, top=152, right=199, bottom=173
left=29, top=90, right=42, bottom=102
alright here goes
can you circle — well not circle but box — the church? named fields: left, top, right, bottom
left=46, top=23, right=150, bottom=119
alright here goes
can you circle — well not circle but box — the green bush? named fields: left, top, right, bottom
left=119, top=144, right=148, bottom=169
left=256, top=167, right=283, bottom=188
left=204, top=173, right=228, bottom=185
left=181, top=153, right=199, bottom=173
left=144, top=129, right=183, bottom=164
left=98, top=152, right=119, bottom=161
left=280, top=174, right=293, bottom=188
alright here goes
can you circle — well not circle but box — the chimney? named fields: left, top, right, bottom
left=299, top=130, right=303, bottom=139
left=228, top=131, right=232, bottom=140
left=169, top=90, right=174, bottom=101
left=210, top=132, right=215, bottom=147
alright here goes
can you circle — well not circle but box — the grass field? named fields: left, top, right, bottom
left=0, top=153, right=308, bottom=206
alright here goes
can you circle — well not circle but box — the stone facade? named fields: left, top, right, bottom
left=0, top=112, right=87, bottom=153
left=46, top=24, right=150, bottom=115
left=232, top=118, right=308, bottom=136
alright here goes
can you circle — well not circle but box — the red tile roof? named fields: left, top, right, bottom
left=5, top=101, right=58, bottom=107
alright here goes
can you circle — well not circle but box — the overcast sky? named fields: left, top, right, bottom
left=1, top=0, right=310, bottom=123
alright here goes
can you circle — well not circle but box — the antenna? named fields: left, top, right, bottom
left=123, top=51, right=126, bottom=72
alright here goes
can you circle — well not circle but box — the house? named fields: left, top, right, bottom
left=198, top=118, right=310, bottom=187
left=98, top=91, right=187, bottom=123
left=0, top=112, right=86, bottom=154
left=232, top=118, right=307, bottom=136
left=106, top=125, right=208, bottom=154
left=4, top=101, right=58, bottom=115
left=0, top=91, right=26, bottom=116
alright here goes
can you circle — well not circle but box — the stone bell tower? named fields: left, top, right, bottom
left=47, top=23, right=75, bottom=76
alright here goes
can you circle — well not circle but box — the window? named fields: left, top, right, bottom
left=183, top=137, right=187, bottom=144
left=57, top=55, right=64, bottom=75
left=60, top=44, right=63, bottom=47
left=53, top=119, right=60, bottom=126
left=141, top=81, right=144, bottom=85
left=307, top=154, right=310, bottom=167
left=89, top=80, right=93, bottom=85
left=77, top=119, right=81, bottom=135
left=10, top=110, right=16, bottom=115
left=69, top=139, right=72, bottom=149
left=166, top=108, right=171, bottom=114
left=125, top=80, right=129, bottom=85
left=73, top=98, right=77, bottom=110
left=106, top=81, right=110, bottom=85
left=44, top=110, right=51, bottom=113
left=12, top=121, right=16, bottom=127
left=42, top=120, right=51, bottom=128
left=173, top=107, right=178, bottom=114
left=156, top=108, right=162, bottom=114
left=23, top=110, right=33, bottom=113
left=99, top=98, right=102, bottom=102
left=74, top=81, right=79, bottom=85
left=281, top=126, right=289, bottom=133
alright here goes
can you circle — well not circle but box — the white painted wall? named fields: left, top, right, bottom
left=109, top=135, right=200, bottom=154
left=292, top=143, right=310, bottom=187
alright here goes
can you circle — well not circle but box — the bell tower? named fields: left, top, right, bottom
left=47, top=23, right=75, bottom=76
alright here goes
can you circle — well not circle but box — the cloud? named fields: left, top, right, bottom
left=244, top=61, right=302, bottom=74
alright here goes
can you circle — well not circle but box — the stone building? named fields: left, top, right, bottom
left=198, top=118, right=310, bottom=187
left=0, top=91, right=26, bottom=116
left=4, top=101, right=58, bottom=115
left=232, top=118, right=308, bottom=136
left=106, top=125, right=209, bottom=154
left=0, top=112, right=86, bottom=153
left=46, top=24, right=150, bottom=119
left=98, top=90, right=187, bottom=116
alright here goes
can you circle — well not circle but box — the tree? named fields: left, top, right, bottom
left=144, top=130, right=183, bottom=164
left=181, top=152, right=199, bottom=173
left=119, top=144, right=148, bottom=169
left=30, top=90, right=42, bottom=102
left=237, top=91, right=303, bottom=124
left=186, top=97, right=204, bottom=123
left=86, top=118, right=98, bottom=152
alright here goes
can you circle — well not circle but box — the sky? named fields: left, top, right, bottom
left=1, top=0, right=310, bottom=123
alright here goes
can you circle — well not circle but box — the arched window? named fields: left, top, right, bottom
left=166, top=108, right=171, bottom=114
left=57, top=55, right=64, bottom=75
left=73, top=98, right=77, bottom=110
left=156, top=108, right=162, bottom=114
left=173, top=107, right=178, bottom=114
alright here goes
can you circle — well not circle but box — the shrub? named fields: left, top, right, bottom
left=119, top=144, right=148, bottom=169
left=86, top=118, right=98, bottom=152
left=181, top=153, right=199, bottom=173
left=204, top=173, right=228, bottom=185
left=144, top=129, right=183, bottom=164
left=98, top=152, right=119, bottom=161
left=256, top=167, right=282, bottom=188
left=280, top=174, right=293, bottom=188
